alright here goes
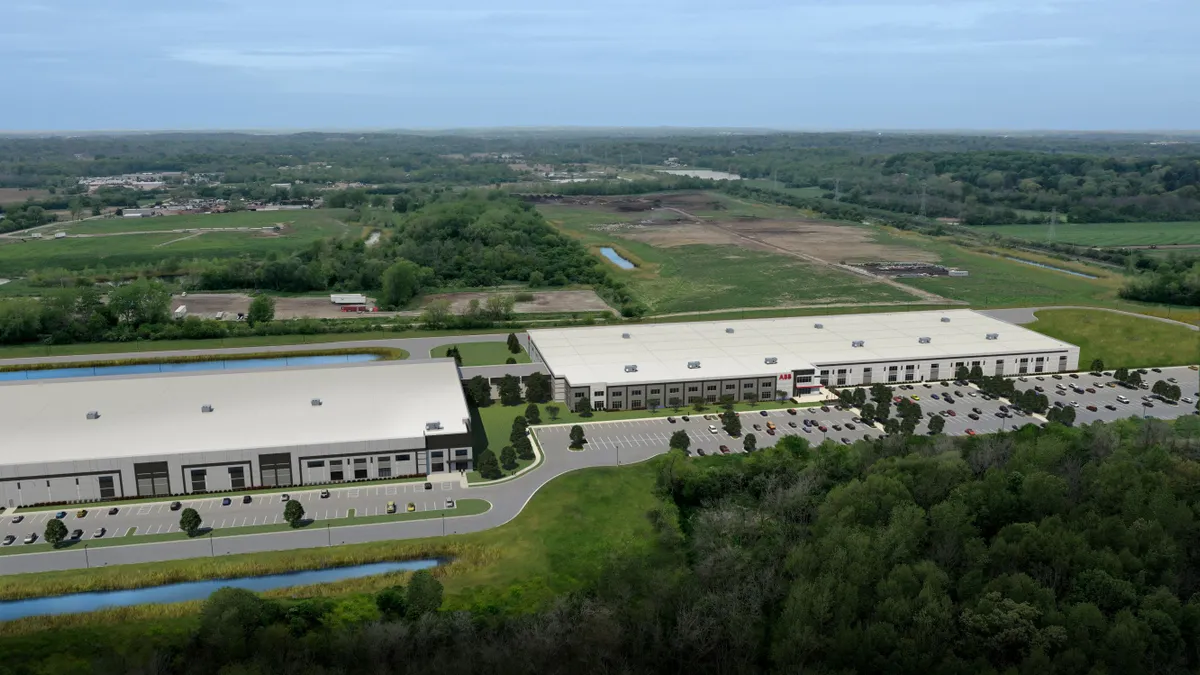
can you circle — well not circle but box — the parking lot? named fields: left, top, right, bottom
left=0, top=479, right=461, bottom=547
left=1010, top=365, right=1198, bottom=426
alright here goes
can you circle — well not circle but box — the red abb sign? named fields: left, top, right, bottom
left=778, top=373, right=792, bottom=381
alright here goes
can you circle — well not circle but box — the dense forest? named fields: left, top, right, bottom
left=17, top=416, right=1200, bottom=675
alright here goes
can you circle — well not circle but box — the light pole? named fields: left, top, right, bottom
left=616, top=444, right=620, bottom=466
left=441, top=512, right=445, bottom=536
left=326, top=523, right=331, bottom=547
left=209, top=531, right=214, bottom=557
left=83, top=544, right=90, bottom=569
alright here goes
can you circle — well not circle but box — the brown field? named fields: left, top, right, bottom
left=173, top=293, right=398, bottom=320
left=418, top=290, right=614, bottom=315
left=0, top=188, right=51, bottom=204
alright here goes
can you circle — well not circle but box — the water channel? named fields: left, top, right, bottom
left=0, top=353, right=381, bottom=381
left=0, top=559, right=438, bottom=622
left=599, top=247, right=636, bottom=270
left=1002, top=256, right=1099, bottom=279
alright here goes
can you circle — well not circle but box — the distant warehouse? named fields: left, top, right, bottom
left=0, top=360, right=472, bottom=508
left=527, top=309, right=1079, bottom=412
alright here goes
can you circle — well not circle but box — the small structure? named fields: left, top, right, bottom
left=53, top=232, right=67, bottom=239
left=173, top=305, right=188, bottom=320
left=330, top=293, right=368, bottom=305
left=948, top=269, right=970, bottom=277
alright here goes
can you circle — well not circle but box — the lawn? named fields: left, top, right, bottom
left=0, top=500, right=491, bottom=557
left=539, top=203, right=917, bottom=314
left=978, top=221, right=1200, bottom=247
left=62, top=209, right=350, bottom=235
left=1024, top=309, right=1200, bottom=370
left=0, top=211, right=350, bottom=276
left=430, top=341, right=530, bottom=366
left=0, top=462, right=672, bottom=644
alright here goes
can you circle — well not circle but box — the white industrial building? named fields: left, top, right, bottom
left=527, top=309, right=1079, bottom=412
left=0, top=360, right=472, bottom=508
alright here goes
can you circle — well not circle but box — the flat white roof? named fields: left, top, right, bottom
left=0, top=360, right=469, bottom=467
left=528, top=309, right=1077, bottom=386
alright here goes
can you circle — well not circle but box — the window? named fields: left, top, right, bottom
left=650, top=388, right=660, bottom=395
left=431, top=451, right=444, bottom=458
left=669, top=387, right=679, bottom=394
left=725, top=384, right=735, bottom=390
left=744, top=382, right=753, bottom=389
left=972, top=360, right=981, bottom=367
left=837, top=369, right=847, bottom=374
left=706, top=385, right=716, bottom=391
left=687, top=386, right=698, bottom=392
left=862, top=367, right=873, bottom=385
left=396, top=454, right=410, bottom=462
left=905, top=365, right=915, bottom=371
left=190, top=469, right=207, bottom=493
left=995, top=359, right=1005, bottom=376
left=593, top=390, right=603, bottom=397
left=888, top=371, right=898, bottom=383
left=574, top=391, right=584, bottom=398
left=307, top=460, right=325, bottom=468
left=354, top=458, right=368, bottom=480
left=631, top=389, right=642, bottom=395
left=632, top=400, right=642, bottom=408
left=432, top=463, right=445, bottom=472
left=329, top=460, right=344, bottom=482
left=610, top=401, right=622, bottom=410
left=611, top=391, right=622, bottom=397
left=837, top=374, right=847, bottom=386
left=454, top=449, right=469, bottom=457
left=229, top=466, right=246, bottom=489
left=98, top=476, right=115, bottom=500
left=378, top=456, right=391, bottom=478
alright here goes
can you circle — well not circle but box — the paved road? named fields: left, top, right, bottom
left=983, top=306, right=1198, bottom=330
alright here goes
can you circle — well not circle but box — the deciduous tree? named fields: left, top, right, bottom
left=283, top=500, right=305, bottom=528
left=180, top=507, right=202, bottom=537
left=44, top=518, right=67, bottom=547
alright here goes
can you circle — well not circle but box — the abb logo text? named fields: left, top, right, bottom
left=778, top=373, right=792, bottom=381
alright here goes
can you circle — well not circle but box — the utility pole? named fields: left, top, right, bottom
left=441, top=512, right=445, bottom=536
left=209, top=531, right=214, bottom=557
left=84, top=544, right=90, bottom=569
left=326, top=523, right=331, bottom=547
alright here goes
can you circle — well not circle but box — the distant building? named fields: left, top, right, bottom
left=948, top=269, right=970, bottom=277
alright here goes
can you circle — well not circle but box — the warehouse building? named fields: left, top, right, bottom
left=0, top=359, right=472, bottom=508
left=527, top=309, right=1079, bottom=412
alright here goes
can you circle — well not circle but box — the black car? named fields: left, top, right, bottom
left=169, top=501, right=182, bottom=511
left=667, top=416, right=677, bottom=423
left=820, top=406, right=831, bottom=413
left=424, top=482, right=433, bottom=491
left=681, top=415, right=690, bottom=421
left=70, top=529, right=83, bottom=539
left=788, top=421, right=797, bottom=428
left=697, top=448, right=707, bottom=456
left=759, top=410, right=769, bottom=417
left=108, top=507, right=119, bottom=516
left=242, top=495, right=252, bottom=504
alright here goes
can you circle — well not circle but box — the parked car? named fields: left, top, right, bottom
left=802, top=426, right=812, bottom=433
left=968, top=413, right=980, bottom=420
left=1069, top=373, right=1079, bottom=379
left=11, top=515, right=23, bottom=524
left=242, top=495, right=252, bottom=504
left=845, top=423, right=856, bottom=430
left=2, top=535, right=14, bottom=546
left=1104, top=404, right=1117, bottom=411
left=911, top=395, right=921, bottom=401
left=972, top=407, right=982, bottom=414
left=767, top=428, right=776, bottom=436
left=892, top=396, right=902, bottom=403
left=1071, top=401, right=1080, bottom=408
left=681, top=415, right=690, bottom=422
left=108, top=508, right=119, bottom=516
left=697, top=448, right=707, bottom=456
left=446, top=499, right=455, bottom=509
left=54, top=511, right=66, bottom=519
left=424, top=482, right=433, bottom=490
left=766, top=422, right=776, bottom=430
left=169, top=502, right=182, bottom=511
left=281, top=494, right=290, bottom=502
left=753, top=423, right=761, bottom=430
left=708, top=424, right=719, bottom=434
left=966, top=429, right=976, bottom=436
left=820, top=406, right=830, bottom=413
left=719, top=445, right=730, bottom=454
left=406, top=503, right=416, bottom=513
left=788, top=421, right=797, bottom=428
left=1085, top=388, right=1096, bottom=394
left=667, top=416, right=676, bottom=423
left=787, top=408, right=797, bottom=415
left=23, top=533, right=37, bottom=544
left=386, top=501, right=396, bottom=514
left=70, top=529, right=83, bottom=540
left=221, top=498, right=232, bottom=506
left=946, top=410, right=957, bottom=417
left=93, top=528, right=106, bottom=538
left=1086, top=405, right=1098, bottom=412
left=818, top=425, right=828, bottom=432
left=75, top=509, right=88, bottom=518
left=759, top=410, right=769, bottom=417
left=320, top=489, right=330, bottom=499
left=931, top=394, right=940, bottom=400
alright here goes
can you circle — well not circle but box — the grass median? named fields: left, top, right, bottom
left=430, top=341, right=530, bottom=366
left=0, top=500, right=491, bottom=558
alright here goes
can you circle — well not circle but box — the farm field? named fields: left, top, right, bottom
left=1024, top=309, right=1200, bottom=369
left=538, top=192, right=927, bottom=314
left=58, top=209, right=349, bottom=235
left=978, top=221, right=1200, bottom=247
left=0, top=212, right=350, bottom=276
left=0, top=188, right=51, bottom=204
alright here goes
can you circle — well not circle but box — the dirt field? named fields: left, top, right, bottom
left=0, top=188, right=51, bottom=204
left=173, top=293, right=397, bottom=320
left=418, top=290, right=614, bottom=315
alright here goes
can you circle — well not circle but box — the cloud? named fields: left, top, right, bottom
left=170, top=46, right=422, bottom=71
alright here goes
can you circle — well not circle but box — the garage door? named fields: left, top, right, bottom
left=134, top=462, right=170, bottom=496
left=259, top=453, right=293, bottom=487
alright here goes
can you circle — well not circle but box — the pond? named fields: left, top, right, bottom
left=657, top=168, right=742, bottom=180
left=0, top=353, right=381, bottom=381
left=1002, top=256, right=1099, bottom=279
left=600, top=247, right=636, bottom=270
left=0, top=559, right=438, bottom=622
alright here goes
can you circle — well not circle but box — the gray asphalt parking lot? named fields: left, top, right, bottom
left=0, top=480, right=461, bottom=546
left=1011, top=365, right=1198, bottom=425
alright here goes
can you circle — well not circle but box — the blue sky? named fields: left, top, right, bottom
left=1, top=0, right=1195, bottom=131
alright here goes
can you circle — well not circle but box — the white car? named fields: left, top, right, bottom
left=1181, top=397, right=1194, bottom=404
left=707, top=425, right=719, bottom=434
left=1071, top=401, right=1080, bottom=408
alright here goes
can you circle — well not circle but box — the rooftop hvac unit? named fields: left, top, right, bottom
left=764, top=357, right=778, bottom=365
left=725, top=327, right=735, bottom=334
left=86, top=411, right=100, bottom=420
left=624, top=364, right=638, bottom=373
left=425, top=421, right=443, bottom=431
left=941, top=317, right=951, bottom=323
left=687, top=360, right=701, bottom=369
left=918, top=337, right=932, bottom=344
left=311, top=398, right=323, bottom=406
left=851, top=340, right=865, bottom=348
left=814, top=323, right=824, bottom=329
left=621, top=332, right=631, bottom=339
left=201, top=404, right=214, bottom=413
left=986, top=333, right=999, bottom=340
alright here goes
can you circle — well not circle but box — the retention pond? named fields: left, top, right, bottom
left=0, top=353, right=381, bottom=381
left=599, top=247, right=636, bottom=270
left=0, top=559, right=437, bottom=622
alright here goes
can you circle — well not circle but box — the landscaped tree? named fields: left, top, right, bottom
left=524, top=402, right=541, bottom=425
left=928, top=415, right=946, bottom=434
left=180, top=507, right=202, bottom=537
left=405, top=569, right=444, bottom=619
left=870, top=383, right=892, bottom=405
left=500, top=446, right=518, bottom=471
left=875, top=400, right=891, bottom=422
left=466, top=376, right=492, bottom=407
left=246, top=295, right=275, bottom=326
left=853, top=388, right=867, bottom=408
left=505, top=357, right=516, bottom=364
left=692, top=399, right=707, bottom=413
left=884, top=418, right=902, bottom=435
left=498, top=375, right=523, bottom=406
left=647, top=399, right=661, bottom=414
left=524, top=372, right=551, bottom=402
left=743, top=433, right=757, bottom=452
left=513, top=434, right=535, bottom=460
left=569, top=425, right=586, bottom=449
left=1090, top=358, right=1105, bottom=372
left=510, top=416, right=529, bottom=443
left=775, top=389, right=788, bottom=402
left=577, top=399, right=593, bottom=418
left=44, top=518, right=68, bottom=547
left=744, top=392, right=758, bottom=407
left=444, top=345, right=463, bottom=366
left=1114, top=367, right=1130, bottom=382
left=860, top=402, right=876, bottom=422
left=669, top=397, right=681, bottom=412
left=1166, top=384, right=1182, bottom=402
left=722, top=408, right=742, bottom=436
left=669, top=430, right=690, bottom=453
left=284, top=500, right=305, bottom=528
left=506, top=333, right=522, bottom=354
left=1127, top=371, right=1143, bottom=388
left=476, top=449, right=502, bottom=479
left=546, top=404, right=560, bottom=421
left=955, top=366, right=971, bottom=381
left=969, top=365, right=984, bottom=381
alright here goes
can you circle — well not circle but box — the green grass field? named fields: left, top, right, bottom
left=978, top=221, right=1200, bottom=247
left=539, top=203, right=918, bottom=314
left=1024, top=309, right=1200, bottom=369
left=430, top=341, right=531, bottom=366
left=62, top=209, right=349, bottom=235
left=0, top=210, right=350, bottom=276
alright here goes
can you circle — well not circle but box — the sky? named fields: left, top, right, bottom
left=1, top=0, right=1196, bottom=131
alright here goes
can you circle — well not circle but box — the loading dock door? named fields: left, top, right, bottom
left=259, top=453, right=293, bottom=487
left=134, top=462, right=171, bottom=496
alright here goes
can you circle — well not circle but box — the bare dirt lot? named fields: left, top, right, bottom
left=173, top=293, right=398, bottom=320
left=0, top=188, right=51, bottom=205
left=418, top=290, right=614, bottom=315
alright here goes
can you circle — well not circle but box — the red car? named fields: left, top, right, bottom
left=965, top=429, right=976, bottom=436
left=1086, top=405, right=1098, bottom=412
left=893, top=396, right=902, bottom=403
left=946, top=410, right=957, bottom=416
left=818, top=425, right=828, bottom=432
left=718, top=445, right=730, bottom=454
